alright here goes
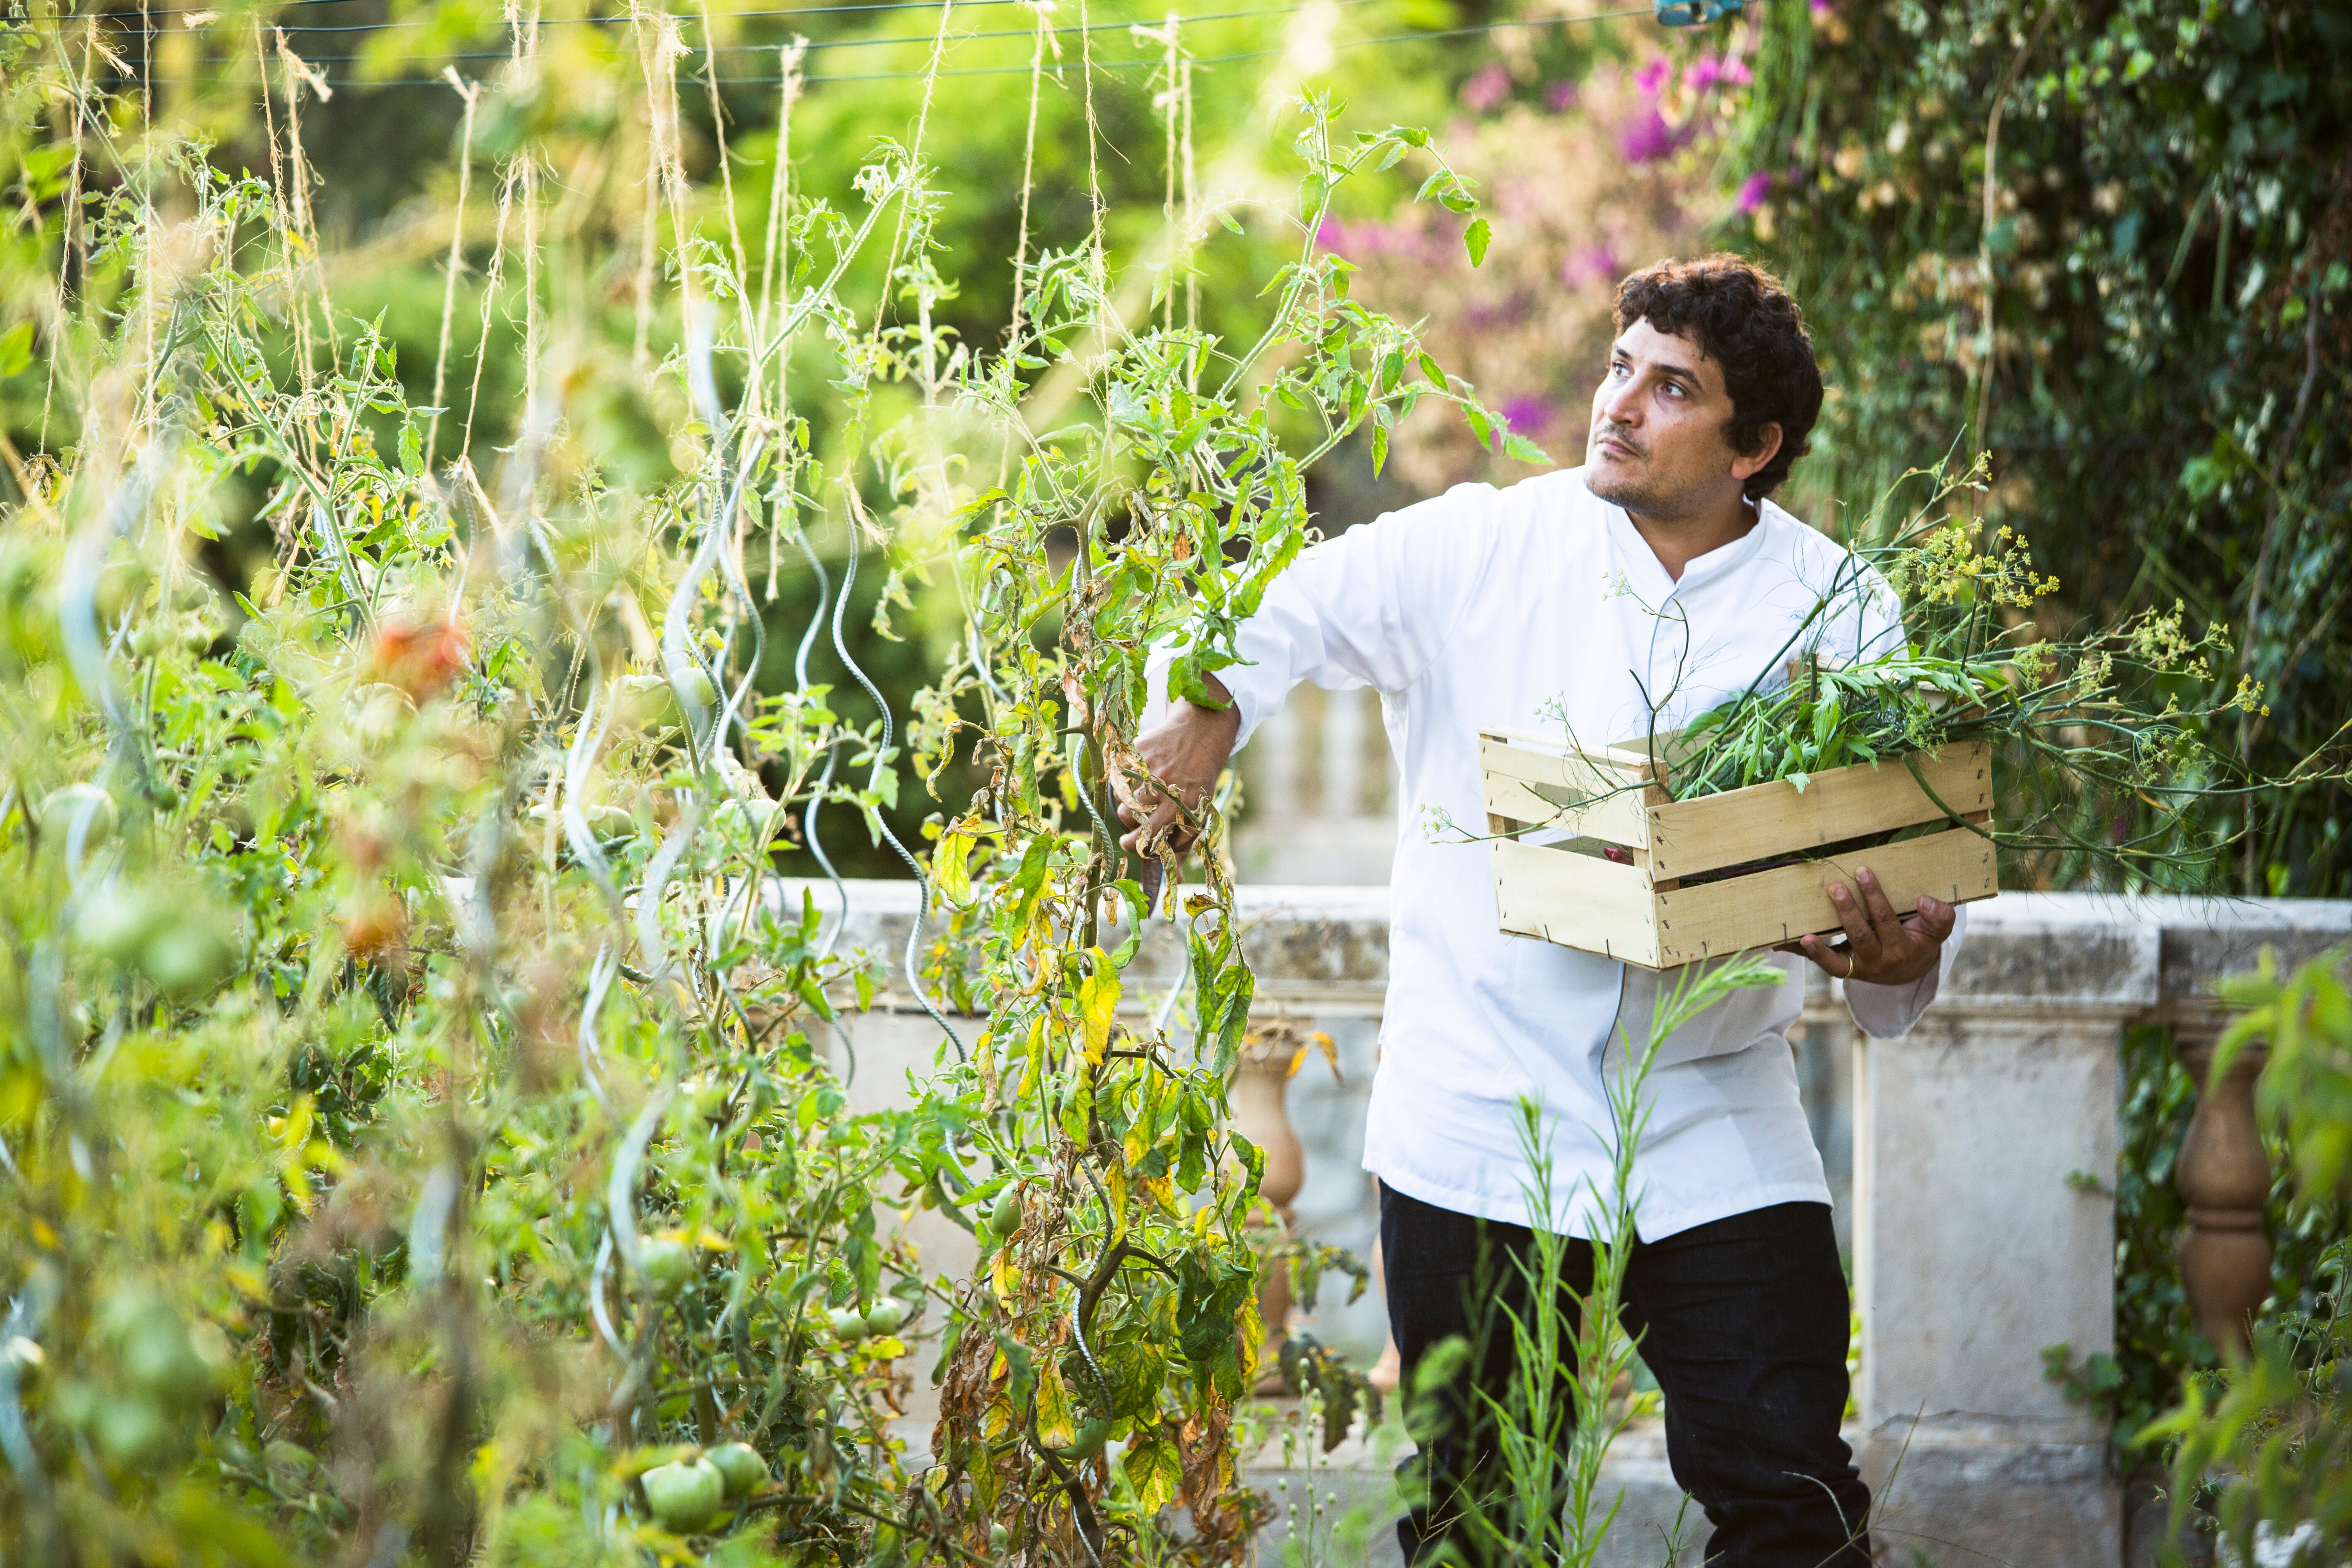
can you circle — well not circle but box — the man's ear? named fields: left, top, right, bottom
left=1728, top=421, right=1784, bottom=484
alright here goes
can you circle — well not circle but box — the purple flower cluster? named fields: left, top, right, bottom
left=1315, top=217, right=1460, bottom=267
left=1681, top=52, right=1752, bottom=93
left=1461, top=63, right=1512, bottom=113
left=1499, top=394, right=1556, bottom=437
left=1559, top=243, right=1620, bottom=290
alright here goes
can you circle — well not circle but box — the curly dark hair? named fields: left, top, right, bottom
left=1614, top=254, right=1823, bottom=501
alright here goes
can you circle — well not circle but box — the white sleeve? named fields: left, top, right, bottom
left=1148, top=483, right=1502, bottom=749
left=1844, top=892, right=1968, bottom=1037
left=1820, top=552, right=1908, bottom=666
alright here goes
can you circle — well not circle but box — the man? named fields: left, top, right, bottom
left=1115, top=255, right=1963, bottom=1565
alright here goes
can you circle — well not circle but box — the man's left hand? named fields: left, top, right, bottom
left=1780, top=864, right=1955, bottom=986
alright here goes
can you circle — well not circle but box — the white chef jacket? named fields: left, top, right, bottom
left=1194, top=466, right=1964, bottom=1241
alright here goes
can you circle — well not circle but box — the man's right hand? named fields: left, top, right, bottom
left=1114, top=676, right=1240, bottom=857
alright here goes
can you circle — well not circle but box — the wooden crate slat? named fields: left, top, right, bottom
left=1477, top=736, right=1651, bottom=848
left=1650, top=825, right=1998, bottom=966
left=1643, top=742, right=1991, bottom=881
left=1492, top=839, right=1663, bottom=968
left=1479, top=726, right=1660, bottom=780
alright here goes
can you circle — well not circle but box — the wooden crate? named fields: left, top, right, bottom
left=1479, top=727, right=1998, bottom=969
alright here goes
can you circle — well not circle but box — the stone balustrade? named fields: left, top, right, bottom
left=780, top=879, right=2352, bottom=1567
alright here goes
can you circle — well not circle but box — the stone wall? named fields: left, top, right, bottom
left=782, top=879, right=2352, bottom=1567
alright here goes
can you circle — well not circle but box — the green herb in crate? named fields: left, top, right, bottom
left=1655, top=460, right=2276, bottom=885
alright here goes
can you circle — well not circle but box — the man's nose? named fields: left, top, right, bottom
left=1598, top=376, right=1641, bottom=426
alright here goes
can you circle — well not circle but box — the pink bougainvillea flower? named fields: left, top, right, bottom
left=1544, top=79, right=1579, bottom=112
left=1500, top=394, right=1555, bottom=436
left=1634, top=55, right=1672, bottom=96
left=1461, top=63, right=1511, bottom=113
left=1316, top=218, right=1347, bottom=251
left=1683, top=56, right=1723, bottom=93
left=1560, top=244, right=1620, bottom=290
left=1621, top=108, right=1678, bottom=163
left=1735, top=171, right=1771, bottom=212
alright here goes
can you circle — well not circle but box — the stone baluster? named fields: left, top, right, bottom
left=2170, top=1000, right=2273, bottom=1360
left=1255, top=693, right=1304, bottom=823
left=1231, top=1027, right=1309, bottom=1383
left=1322, top=685, right=1367, bottom=819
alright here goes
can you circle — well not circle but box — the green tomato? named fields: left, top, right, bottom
left=614, top=674, right=678, bottom=729
left=675, top=668, right=718, bottom=707
left=641, top=1457, right=726, bottom=1534
left=824, top=1307, right=870, bottom=1341
left=637, top=1237, right=697, bottom=1299
left=704, top=1441, right=767, bottom=1501
left=76, top=886, right=164, bottom=963
left=100, top=1288, right=220, bottom=1406
left=989, top=1186, right=1024, bottom=1239
left=988, top=1524, right=1013, bottom=1554
left=861, top=1298, right=909, bottom=1336
left=119, top=1314, right=215, bottom=1402
left=94, top=1396, right=167, bottom=1463
left=141, top=922, right=234, bottom=1000
left=40, top=784, right=116, bottom=844
left=1051, top=1418, right=1113, bottom=1460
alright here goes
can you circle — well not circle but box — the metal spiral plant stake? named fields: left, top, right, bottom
left=829, top=501, right=967, bottom=1062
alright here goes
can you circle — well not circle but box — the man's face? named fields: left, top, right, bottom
left=1584, top=318, right=1779, bottom=521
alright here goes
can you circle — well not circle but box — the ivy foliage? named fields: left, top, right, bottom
left=1718, top=0, right=2352, bottom=894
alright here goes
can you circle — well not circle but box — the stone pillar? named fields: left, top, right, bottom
left=2169, top=1000, right=2272, bottom=1361
left=1851, top=896, right=2150, bottom=1566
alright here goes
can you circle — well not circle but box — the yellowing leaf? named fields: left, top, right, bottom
left=1079, top=948, right=1121, bottom=1067
left=931, top=829, right=974, bottom=905
left=1124, top=1435, right=1184, bottom=1514
left=1019, top=1014, right=1046, bottom=1101
left=992, top=1246, right=1022, bottom=1305
left=275, top=1094, right=314, bottom=1155
left=1036, top=1360, right=1077, bottom=1451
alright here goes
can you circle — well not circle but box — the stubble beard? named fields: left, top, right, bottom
left=1585, top=428, right=1672, bottom=517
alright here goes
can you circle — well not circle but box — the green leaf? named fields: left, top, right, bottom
left=0, top=322, right=34, bottom=380
left=1370, top=423, right=1389, bottom=478
left=1463, top=218, right=1492, bottom=268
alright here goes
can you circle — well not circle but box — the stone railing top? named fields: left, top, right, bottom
left=779, top=880, right=2352, bottom=1020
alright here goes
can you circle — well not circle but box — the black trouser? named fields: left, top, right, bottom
left=1381, top=1186, right=1869, bottom=1567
